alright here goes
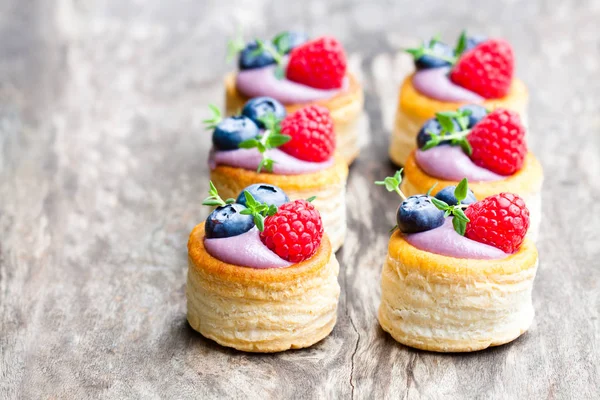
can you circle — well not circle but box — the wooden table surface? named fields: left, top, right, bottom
left=1, top=0, right=599, bottom=398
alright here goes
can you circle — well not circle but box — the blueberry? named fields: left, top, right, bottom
left=397, top=195, right=445, bottom=234
left=238, top=41, right=276, bottom=70
left=212, top=116, right=259, bottom=151
left=241, top=97, right=287, bottom=128
left=205, top=203, right=255, bottom=238
left=416, top=118, right=460, bottom=149
left=272, top=31, right=309, bottom=54
left=237, top=184, right=289, bottom=207
left=466, top=35, right=487, bottom=50
left=415, top=40, right=453, bottom=70
left=458, top=104, right=488, bottom=128
left=435, top=186, right=477, bottom=206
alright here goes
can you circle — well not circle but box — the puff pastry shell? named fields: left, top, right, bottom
left=187, top=223, right=340, bottom=353
left=378, top=232, right=539, bottom=352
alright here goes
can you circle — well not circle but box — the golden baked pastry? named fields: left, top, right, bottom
left=224, top=72, right=365, bottom=165
left=401, top=151, right=544, bottom=241
left=390, top=74, right=529, bottom=166
left=187, top=223, right=340, bottom=353
left=211, top=155, right=348, bottom=252
left=379, top=231, right=539, bottom=352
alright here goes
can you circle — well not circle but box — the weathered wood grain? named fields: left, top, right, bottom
left=1, top=0, right=599, bottom=398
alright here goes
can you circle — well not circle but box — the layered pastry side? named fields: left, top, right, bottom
left=390, top=33, right=529, bottom=166
left=206, top=99, right=349, bottom=252
left=374, top=173, right=539, bottom=352
left=400, top=107, right=544, bottom=240
left=224, top=32, right=365, bottom=164
left=187, top=184, right=340, bottom=353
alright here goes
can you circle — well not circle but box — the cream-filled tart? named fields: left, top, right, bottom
left=206, top=99, right=348, bottom=251
left=399, top=106, right=543, bottom=241
left=224, top=31, right=365, bottom=164
left=390, top=32, right=529, bottom=165
left=187, top=183, right=340, bottom=353
left=375, top=173, right=538, bottom=352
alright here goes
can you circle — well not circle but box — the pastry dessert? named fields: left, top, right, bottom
left=187, top=183, right=340, bottom=353
left=206, top=98, right=348, bottom=251
left=224, top=31, right=365, bottom=164
left=390, top=32, right=529, bottom=165
left=375, top=173, right=539, bottom=352
left=400, top=107, right=543, bottom=240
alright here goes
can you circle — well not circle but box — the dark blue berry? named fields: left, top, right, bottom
left=238, top=41, right=276, bottom=70
left=435, top=186, right=477, bottom=207
left=237, top=184, right=289, bottom=207
left=415, top=40, right=453, bottom=70
left=458, top=104, right=488, bottom=128
left=273, top=31, right=309, bottom=54
left=466, top=35, right=487, bottom=50
left=212, top=116, right=259, bottom=151
left=416, top=118, right=460, bottom=149
left=205, top=204, right=255, bottom=238
left=241, top=97, right=287, bottom=128
left=397, top=195, right=445, bottom=234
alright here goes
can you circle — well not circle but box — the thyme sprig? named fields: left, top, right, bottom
left=202, top=181, right=235, bottom=207
left=429, top=178, right=471, bottom=235
left=238, top=112, right=291, bottom=173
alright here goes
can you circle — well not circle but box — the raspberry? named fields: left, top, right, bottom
left=468, top=108, right=527, bottom=176
left=450, top=39, right=514, bottom=98
left=286, top=36, right=347, bottom=89
left=280, top=105, right=335, bottom=162
left=260, top=200, right=324, bottom=263
left=465, top=193, right=530, bottom=253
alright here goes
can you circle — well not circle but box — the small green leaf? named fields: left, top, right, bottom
left=203, top=198, right=224, bottom=206
left=272, top=32, right=291, bottom=54
left=254, top=214, right=265, bottom=232
left=430, top=197, right=450, bottom=211
left=436, top=113, right=456, bottom=134
left=422, top=134, right=440, bottom=151
left=244, top=191, right=258, bottom=208
left=225, top=198, right=236, bottom=204
left=455, top=178, right=468, bottom=202
left=267, top=204, right=278, bottom=215
left=384, top=177, right=399, bottom=192
left=405, top=48, right=424, bottom=58
left=239, top=209, right=252, bottom=215
left=268, top=134, right=291, bottom=147
left=444, top=210, right=451, bottom=218
left=306, top=196, right=317, bottom=203
left=459, top=139, right=473, bottom=156
left=452, top=216, right=467, bottom=236
left=238, top=138, right=259, bottom=149
left=454, top=30, right=468, bottom=58
left=453, top=208, right=470, bottom=223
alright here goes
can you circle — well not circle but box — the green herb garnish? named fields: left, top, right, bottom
left=202, top=181, right=235, bottom=207
left=251, top=39, right=286, bottom=79
left=226, top=28, right=246, bottom=63
left=405, top=30, right=470, bottom=65
left=429, top=178, right=471, bottom=235
left=238, top=190, right=278, bottom=231
left=375, top=169, right=407, bottom=201
left=203, top=104, right=223, bottom=130
left=422, top=108, right=473, bottom=155
left=238, top=112, right=291, bottom=173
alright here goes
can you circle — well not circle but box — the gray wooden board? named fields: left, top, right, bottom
left=1, top=0, right=599, bottom=398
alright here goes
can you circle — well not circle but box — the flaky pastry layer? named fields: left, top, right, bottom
left=401, top=151, right=544, bottom=240
left=378, top=232, right=539, bottom=352
left=224, top=72, right=365, bottom=165
left=187, top=223, right=340, bottom=353
left=389, top=75, right=529, bottom=165
left=210, top=156, right=348, bottom=252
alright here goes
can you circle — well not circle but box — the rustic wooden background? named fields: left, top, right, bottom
left=1, top=0, right=599, bottom=398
